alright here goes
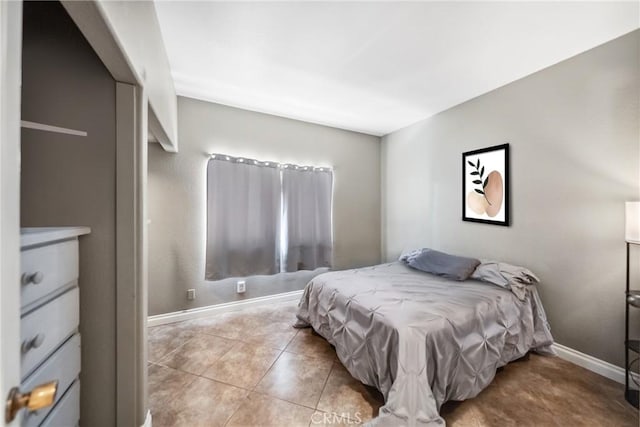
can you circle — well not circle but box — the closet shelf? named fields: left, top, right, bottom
left=21, top=120, right=87, bottom=137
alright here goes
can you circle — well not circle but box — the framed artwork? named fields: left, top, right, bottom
left=462, top=143, right=510, bottom=226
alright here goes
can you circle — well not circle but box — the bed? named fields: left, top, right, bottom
left=295, top=262, right=554, bottom=426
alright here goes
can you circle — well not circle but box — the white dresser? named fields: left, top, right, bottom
left=20, top=227, right=90, bottom=427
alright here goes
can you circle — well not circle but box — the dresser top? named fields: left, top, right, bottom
left=21, top=227, right=91, bottom=248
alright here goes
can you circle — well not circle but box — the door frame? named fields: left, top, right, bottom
left=61, top=2, right=151, bottom=424
left=0, top=1, right=23, bottom=425
left=60, top=1, right=151, bottom=424
left=115, top=82, right=149, bottom=426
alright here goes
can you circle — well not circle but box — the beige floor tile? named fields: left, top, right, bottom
left=241, top=326, right=299, bottom=350
left=148, top=363, right=198, bottom=418
left=158, top=334, right=236, bottom=375
left=285, top=327, right=339, bottom=361
left=264, top=302, right=300, bottom=322
left=190, top=310, right=278, bottom=340
left=226, top=392, right=315, bottom=427
left=184, top=314, right=249, bottom=340
left=255, top=350, right=333, bottom=408
left=148, top=323, right=196, bottom=362
left=201, top=342, right=282, bottom=389
left=316, top=362, right=383, bottom=423
left=441, top=354, right=638, bottom=427
left=159, top=376, right=248, bottom=427
left=249, top=319, right=296, bottom=335
left=442, top=403, right=500, bottom=427
left=183, top=301, right=300, bottom=340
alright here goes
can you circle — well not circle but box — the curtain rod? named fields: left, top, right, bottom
left=208, top=152, right=333, bottom=172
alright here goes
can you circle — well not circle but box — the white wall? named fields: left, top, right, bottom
left=382, top=30, right=640, bottom=367
left=95, top=0, right=178, bottom=151
left=148, top=97, right=381, bottom=315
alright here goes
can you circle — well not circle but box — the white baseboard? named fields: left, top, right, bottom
left=147, top=290, right=304, bottom=327
left=552, top=343, right=639, bottom=385
left=141, top=410, right=151, bottom=427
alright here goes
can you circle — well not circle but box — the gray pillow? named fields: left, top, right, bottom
left=398, top=248, right=427, bottom=263
left=408, top=249, right=480, bottom=281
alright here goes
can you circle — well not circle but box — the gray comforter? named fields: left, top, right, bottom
left=295, top=262, right=554, bottom=426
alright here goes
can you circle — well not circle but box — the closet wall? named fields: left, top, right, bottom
left=20, top=2, right=118, bottom=426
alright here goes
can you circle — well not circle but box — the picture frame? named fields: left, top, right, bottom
left=462, top=143, right=510, bottom=226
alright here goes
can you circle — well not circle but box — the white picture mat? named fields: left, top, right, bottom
left=464, top=148, right=506, bottom=222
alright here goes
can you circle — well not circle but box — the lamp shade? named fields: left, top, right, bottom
left=625, top=202, right=640, bottom=243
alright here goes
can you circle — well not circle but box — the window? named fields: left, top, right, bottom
left=205, top=154, right=333, bottom=280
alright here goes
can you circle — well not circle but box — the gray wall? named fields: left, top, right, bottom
left=382, top=30, right=640, bottom=367
left=148, top=97, right=381, bottom=315
left=20, top=2, right=117, bottom=426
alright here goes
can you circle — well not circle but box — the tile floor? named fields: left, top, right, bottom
left=149, top=300, right=639, bottom=426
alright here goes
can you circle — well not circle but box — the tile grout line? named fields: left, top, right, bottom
left=153, top=324, right=299, bottom=383
left=221, top=341, right=288, bottom=427
left=154, top=332, right=231, bottom=372
left=188, top=323, right=302, bottom=352
left=281, top=348, right=338, bottom=362
left=149, top=363, right=201, bottom=412
left=315, top=360, right=336, bottom=411
left=150, top=303, right=330, bottom=425
left=250, top=388, right=321, bottom=412
left=221, top=351, right=326, bottom=427
left=250, top=347, right=287, bottom=393
left=150, top=335, right=193, bottom=366
left=191, top=338, right=243, bottom=378
left=246, top=358, right=335, bottom=412
left=151, top=346, right=258, bottom=427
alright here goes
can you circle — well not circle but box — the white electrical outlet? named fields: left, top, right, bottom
left=187, top=289, right=196, bottom=300
left=236, top=280, right=246, bottom=294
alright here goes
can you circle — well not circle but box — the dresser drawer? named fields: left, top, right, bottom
left=22, top=334, right=81, bottom=427
left=21, top=239, right=79, bottom=310
left=40, top=380, right=79, bottom=427
left=21, top=288, right=79, bottom=379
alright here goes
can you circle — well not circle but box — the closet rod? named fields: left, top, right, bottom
left=21, top=120, right=87, bottom=137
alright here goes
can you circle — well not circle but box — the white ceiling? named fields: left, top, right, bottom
left=154, top=1, right=639, bottom=136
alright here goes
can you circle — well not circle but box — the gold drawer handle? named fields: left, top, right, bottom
left=5, top=381, right=58, bottom=422
left=21, top=271, right=44, bottom=285
left=21, top=334, right=45, bottom=353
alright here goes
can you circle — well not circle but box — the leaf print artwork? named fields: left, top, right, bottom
left=468, top=159, right=491, bottom=205
left=463, top=144, right=509, bottom=226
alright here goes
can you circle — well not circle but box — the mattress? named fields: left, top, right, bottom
left=295, top=262, right=554, bottom=426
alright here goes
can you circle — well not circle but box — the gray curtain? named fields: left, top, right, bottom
left=205, top=156, right=280, bottom=280
left=281, top=166, right=333, bottom=271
